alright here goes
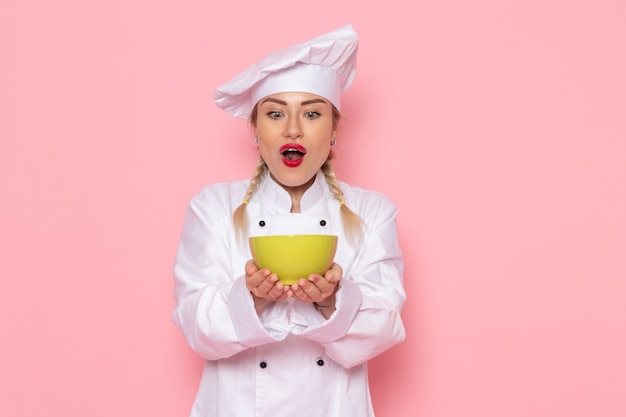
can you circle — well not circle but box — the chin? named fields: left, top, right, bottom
left=272, top=172, right=316, bottom=189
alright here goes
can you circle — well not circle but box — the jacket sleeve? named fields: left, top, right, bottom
left=290, top=194, right=406, bottom=368
left=171, top=189, right=289, bottom=360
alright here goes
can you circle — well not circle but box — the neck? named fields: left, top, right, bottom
left=269, top=174, right=316, bottom=213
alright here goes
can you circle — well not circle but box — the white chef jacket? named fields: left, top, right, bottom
left=172, top=171, right=406, bottom=417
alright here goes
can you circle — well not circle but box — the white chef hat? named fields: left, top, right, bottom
left=214, top=24, right=359, bottom=119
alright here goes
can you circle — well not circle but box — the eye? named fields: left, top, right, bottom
left=266, top=111, right=283, bottom=120
left=304, top=111, right=321, bottom=119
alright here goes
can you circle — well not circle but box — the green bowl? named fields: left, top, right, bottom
left=249, top=234, right=338, bottom=284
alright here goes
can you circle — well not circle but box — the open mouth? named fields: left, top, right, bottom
left=282, top=148, right=305, bottom=161
left=280, top=144, right=306, bottom=166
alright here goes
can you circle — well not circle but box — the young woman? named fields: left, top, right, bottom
left=173, top=25, right=406, bottom=417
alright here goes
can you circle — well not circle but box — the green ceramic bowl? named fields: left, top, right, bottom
left=249, top=234, right=339, bottom=285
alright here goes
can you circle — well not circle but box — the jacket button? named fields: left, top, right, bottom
left=319, top=220, right=327, bottom=226
left=260, top=361, right=267, bottom=369
left=316, top=359, right=325, bottom=367
left=259, top=220, right=266, bottom=227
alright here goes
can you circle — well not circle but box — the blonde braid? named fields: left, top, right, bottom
left=233, top=159, right=268, bottom=242
left=321, top=154, right=364, bottom=246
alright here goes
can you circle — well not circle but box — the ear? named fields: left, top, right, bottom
left=332, top=127, right=339, bottom=145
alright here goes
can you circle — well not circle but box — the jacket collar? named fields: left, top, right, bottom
left=257, top=171, right=327, bottom=212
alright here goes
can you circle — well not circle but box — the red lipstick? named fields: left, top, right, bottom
left=280, top=144, right=306, bottom=167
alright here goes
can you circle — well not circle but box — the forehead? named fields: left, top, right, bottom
left=259, top=92, right=331, bottom=106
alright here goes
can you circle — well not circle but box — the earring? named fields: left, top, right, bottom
left=331, top=137, right=336, bottom=146
left=254, top=136, right=258, bottom=143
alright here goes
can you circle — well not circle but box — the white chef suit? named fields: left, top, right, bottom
left=173, top=170, right=406, bottom=417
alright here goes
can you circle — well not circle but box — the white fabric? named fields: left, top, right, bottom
left=250, top=63, right=341, bottom=113
left=214, top=24, right=358, bottom=119
left=172, top=171, right=406, bottom=417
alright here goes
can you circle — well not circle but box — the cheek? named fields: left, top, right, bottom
left=256, top=142, right=273, bottom=162
left=311, top=144, right=332, bottom=165
left=254, top=128, right=274, bottom=152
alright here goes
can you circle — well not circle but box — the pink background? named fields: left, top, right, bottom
left=1, top=1, right=625, bottom=416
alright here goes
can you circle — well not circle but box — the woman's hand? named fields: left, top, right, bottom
left=289, top=262, right=343, bottom=306
left=245, top=260, right=289, bottom=313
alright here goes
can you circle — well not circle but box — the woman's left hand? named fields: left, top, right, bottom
left=289, top=262, right=342, bottom=305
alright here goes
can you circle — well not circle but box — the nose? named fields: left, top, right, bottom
left=283, top=116, right=303, bottom=139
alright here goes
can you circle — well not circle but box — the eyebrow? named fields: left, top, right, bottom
left=261, top=97, right=328, bottom=106
left=301, top=98, right=327, bottom=106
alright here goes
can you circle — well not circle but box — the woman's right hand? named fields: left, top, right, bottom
left=245, top=260, right=289, bottom=313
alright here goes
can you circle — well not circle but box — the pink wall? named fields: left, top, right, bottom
left=1, top=1, right=625, bottom=416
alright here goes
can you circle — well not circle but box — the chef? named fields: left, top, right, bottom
left=172, top=24, right=406, bottom=417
